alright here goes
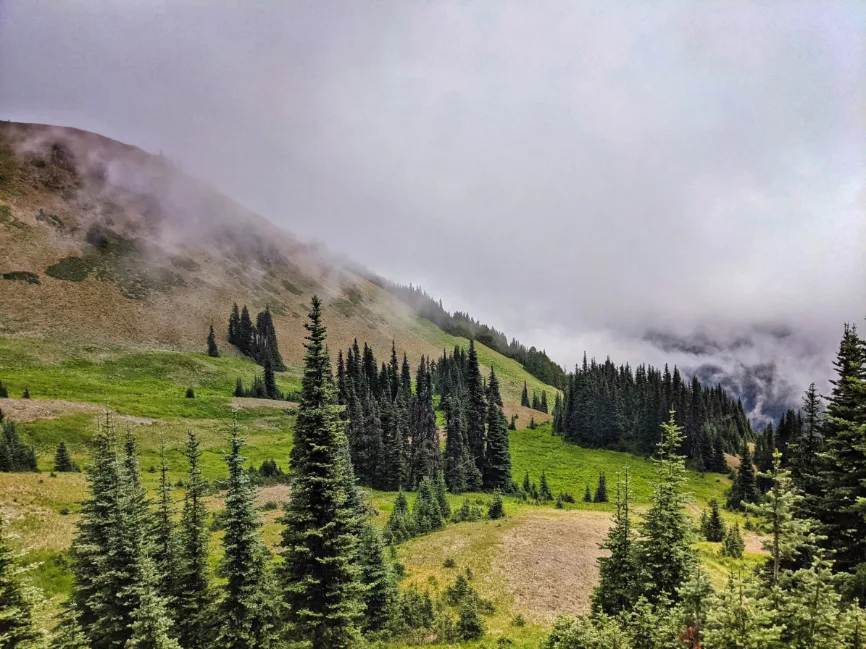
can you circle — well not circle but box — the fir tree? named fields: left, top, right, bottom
left=488, top=491, right=505, bottom=520
left=238, top=305, right=253, bottom=356
left=464, top=341, right=487, bottom=472
left=0, top=381, right=7, bottom=398
left=216, top=424, right=279, bottom=649
left=592, top=469, right=636, bottom=615
left=521, top=381, right=530, bottom=408
left=0, top=515, right=40, bottom=648
left=531, top=391, right=540, bottom=411
left=704, top=571, right=781, bottom=647
left=433, top=470, right=451, bottom=520
left=721, top=522, right=745, bottom=559
left=357, top=525, right=398, bottom=635
left=635, top=411, right=694, bottom=602
left=413, top=477, right=444, bottom=534
left=442, top=396, right=467, bottom=493
left=410, top=357, right=440, bottom=485
left=228, top=303, right=240, bottom=346
left=125, top=556, right=180, bottom=649
left=152, top=443, right=177, bottom=600
left=482, top=367, right=511, bottom=491
left=253, top=306, right=286, bottom=371
left=727, top=441, right=759, bottom=510
left=593, top=473, right=608, bottom=503
left=185, top=387, right=195, bottom=399
left=279, top=296, right=362, bottom=649
left=540, top=391, right=549, bottom=414
left=175, top=431, right=212, bottom=649
left=54, top=442, right=78, bottom=473
left=789, top=382, right=822, bottom=499
left=508, top=414, right=517, bottom=431
left=21, top=387, right=29, bottom=399
left=234, top=377, right=244, bottom=398
left=263, top=358, right=279, bottom=400
left=385, top=492, right=415, bottom=544
left=538, top=471, right=553, bottom=501
left=702, top=498, right=725, bottom=542
left=207, top=325, right=219, bottom=358
left=583, top=485, right=592, bottom=503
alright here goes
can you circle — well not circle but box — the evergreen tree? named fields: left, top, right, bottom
left=410, top=357, right=440, bottom=485
left=442, top=396, right=467, bottom=493
left=263, top=358, right=279, bottom=400
left=488, top=491, right=505, bottom=519
left=125, top=556, right=180, bottom=649
left=207, top=325, right=219, bottom=358
left=635, top=411, right=694, bottom=602
left=385, top=492, right=415, bottom=544
left=175, top=431, right=212, bottom=649
left=238, top=305, right=254, bottom=356
left=531, top=391, right=540, bottom=411
left=152, top=443, right=177, bottom=600
left=433, top=470, right=451, bottom=520
left=721, top=522, right=745, bottom=559
left=228, top=303, right=240, bottom=346
left=0, top=515, right=40, bottom=648
left=593, top=473, right=608, bottom=503
left=54, top=442, right=78, bottom=473
left=0, top=381, right=7, bottom=398
left=464, top=341, right=487, bottom=472
left=216, top=424, right=279, bottom=649
left=540, top=390, right=549, bottom=414
left=234, top=377, right=244, bottom=398
left=521, top=382, right=530, bottom=408
left=482, top=367, right=511, bottom=491
left=253, top=306, right=286, bottom=371
left=704, top=571, right=782, bottom=648
left=583, top=485, right=592, bottom=503
left=413, top=477, right=444, bottom=534
left=279, top=296, right=362, bottom=649
left=789, top=383, right=822, bottom=500
left=701, top=498, right=725, bottom=542
left=727, top=441, right=759, bottom=510
left=508, top=414, right=517, bottom=431
left=538, top=471, right=553, bottom=501
left=592, top=469, right=636, bottom=615
left=357, top=525, right=398, bottom=635
left=21, top=387, right=29, bottom=399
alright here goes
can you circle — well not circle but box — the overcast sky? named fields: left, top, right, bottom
left=1, top=1, right=864, bottom=415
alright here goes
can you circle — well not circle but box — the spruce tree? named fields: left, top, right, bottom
left=593, top=473, right=608, bottom=503
left=357, top=525, right=398, bottom=635
left=409, top=357, right=440, bottom=485
left=0, top=381, right=7, bottom=398
left=538, top=471, right=553, bottom=501
left=238, top=305, right=253, bottom=356
left=488, top=491, right=505, bottom=519
left=54, top=442, right=78, bottom=473
left=174, top=431, right=211, bottom=649
left=125, top=556, right=180, bottom=649
left=727, top=441, right=759, bottom=510
left=21, top=387, right=29, bottom=399
left=216, top=424, right=279, bottom=649
left=433, top=470, right=451, bottom=520
left=540, top=391, right=549, bottom=414
left=443, top=396, right=467, bottom=493
left=279, top=296, right=362, bottom=649
left=263, top=358, right=279, bottom=400
left=207, top=325, right=219, bottom=358
left=583, top=485, right=592, bottom=503
left=413, top=477, right=444, bottom=534
left=228, top=303, right=240, bottom=346
left=531, top=391, right=540, bottom=411
left=385, top=492, right=415, bottom=544
left=482, top=367, right=511, bottom=491
left=789, top=383, right=822, bottom=500
left=592, top=469, right=636, bottom=615
left=0, top=515, right=40, bottom=648
left=464, top=341, right=487, bottom=472
left=234, top=377, right=244, bottom=398
left=521, top=381, right=530, bottom=408
left=635, top=411, right=694, bottom=602
left=720, top=522, right=745, bottom=559
left=152, top=444, right=177, bottom=600
left=702, top=498, right=725, bottom=542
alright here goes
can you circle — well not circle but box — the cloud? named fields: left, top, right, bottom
left=1, top=1, right=863, bottom=418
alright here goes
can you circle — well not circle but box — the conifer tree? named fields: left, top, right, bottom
left=789, top=383, right=822, bottom=499
left=21, top=387, right=29, bottom=399
left=702, top=498, right=725, bottom=542
left=410, top=357, right=440, bottom=485
left=228, top=303, right=240, bottom=346
left=488, top=491, right=505, bottom=519
left=433, top=470, right=451, bottom=520
left=125, top=556, right=180, bottom=649
left=727, top=441, right=759, bottom=510
left=592, top=470, right=636, bottom=615
left=263, top=358, right=279, bottom=400
left=357, top=525, right=397, bottom=634
left=720, top=522, right=745, bottom=559
left=238, top=305, right=253, bottom=356
left=174, top=431, right=212, bottom=649
left=508, top=414, right=517, bottom=431
left=464, top=341, right=487, bottom=472
left=401, top=353, right=412, bottom=397
left=521, top=381, right=530, bottom=408
left=413, top=477, right=444, bottom=534
left=704, top=571, right=781, bottom=647
left=152, top=444, right=177, bottom=600
left=635, top=411, right=694, bottom=602
left=482, top=367, right=511, bottom=491
left=207, top=325, right=219, bottom=358
left=0, top=515, right=40, bottom=648
left=593, top=473, right=608, bottom=503
left=538, top=471, right=553, bottom=501
left=385, top=492, right=415, bottom=544
left=583, top=485, right=592, bottom=503
left=217, top=424, right=279, bottom=649
left=54, top=441, right=78, bottom=473
left=0, top=380, right=7, bottom=398
left=540, top=390, right=549, bottom=414
left=279, top=296, right=362, bottom=649
left=531, top=391, right=540, bottom=411
left=253, top=306, right=286, bottom=371
left=234, top=377, right=244, bottom=398
left=443, top=396, right=467, bottom=493
left=522, top=471, right=531, bottom=496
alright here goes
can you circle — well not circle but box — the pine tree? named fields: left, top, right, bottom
left=704, top=571, right=781, bottom=647
left=54, top=441, right=78, bottom=473
left=413, top=477, right=444, bottom=534
left=0, top=381, right=7, bottom=398
left=357, top=525, right=397, bottom=635
left=175, top=431, right=212, bottom=649
left=465, top=341, right=487, bottom=472
left=482, top=367, right=511, bottom=491
left=521, top=382, right=530, bottom=408
left=152, top=443, right=177, bottom=600
left=125, top=556, right=180, bottom=649
left=593, top=473, right=608, bottom=503
left=592, top=469, right=636, bottom=615
left=0, top=515, right=40, bottom=648
left=538, top=471, right=553, bottom=501
left=721, top=522, right=745, bottom=559
left=410, top=357, right=440, bottom=486
left=540, top=391, right=549, bottom=414
left=433, top=470, right=451, bottom=520
left=279, top=296, right=362, bottom=649
left=702, top=498, right=725, bottom=542
left=263, top=358, right=279, bottom=400
left=583, top=485, right=592, bottom=503
left=228, top=303, right=240, bottom=346
left=385, top=492, right=415, bottom=544
left=635, top=411, right=694, bottom=602
left=216, top=424, right=279, bottom=649
left=238, top=305, right=253, bottom=356
left=531, top=391, right=540, bottom=411
left=207, top=325, right=219, bottom=358
left=253, top=306, right=286, bottom=371
left=789, top=383, right=822, bottom=500
left=443, top=396, right=467, bottom=493
left=727, top=441, right=759, bottom=510
left=234, top=377, right=244, bottom=398
left=21, top=387, right=29, bottom=399
left=488, top=491, right=505, bottom=519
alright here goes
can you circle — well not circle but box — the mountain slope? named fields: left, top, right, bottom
left=0, top=122, right=557, bottom=407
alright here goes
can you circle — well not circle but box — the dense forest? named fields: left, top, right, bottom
left=367, top=276, right=568, bottom=388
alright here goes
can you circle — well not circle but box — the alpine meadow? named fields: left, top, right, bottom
left=0, top=3, right=864, bottom=649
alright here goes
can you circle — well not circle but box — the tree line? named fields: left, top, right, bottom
left=227, top=303, right=285, bottom=371
left=551, top=355, right=750, bottom=470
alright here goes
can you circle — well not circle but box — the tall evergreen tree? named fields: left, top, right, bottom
left=521, top=381, right=530, bottom=408
left=207, top=325, right=219, bottom=358
left=593, top=473, right=608, bottom=503
left=152, top=443, right=177, bottom=600
left=410, top=357, right=440, bottom=485
left=174, top=431, right=212, bottom=649
left=789, top=383, right=822, bottom=500
left=54, top=441, right=78, bottom=473
left=216, top=424, right=279, bottom=649
left=356, top=525, right=397, bottom=635
left=442, top=395, right=468, bottom=493
left=228, top=303, right=240, bottom=346
left=0, top=515, right=40, bottom=648
left=540, top=390, right=549, bottom=414
left=464, top=341, right=487, bottom=472
left=238, top=305, right=254, bottom=356
left=635, top=411, right=694, bottom=602
left=125, top=556, right=180, bottom=649
left=253, top=306, right=286, bottom=371
left=482, top=367, right=512, bottom=491
left=592, top=469, right=636, bottom=615
left=279, top=296, right=362, bottom=649
left=0, top=381, right=7, bottom=398
left=701, top=498, right=725, bottom=542
left=263, top=358, right=279, bottom=400
left=727, top=440, right=759, bottom=510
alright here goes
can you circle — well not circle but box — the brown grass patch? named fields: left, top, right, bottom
left=230, top=397, right=297, bottom=410
left=0, top=398, right=102, bottom=422
left=493, top=509, right=611, bottom=622
left=255, top=484, right=291, bottom=509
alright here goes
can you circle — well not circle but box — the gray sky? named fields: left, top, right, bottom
left=2, top=1, right=864, bottom=418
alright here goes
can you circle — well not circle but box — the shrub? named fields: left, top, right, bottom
left=185, top=387, right=195, bottom=398
left=443, top=557, right=456, bottom=569
left=2, top=271, right=40, bottom=284
left=457, top=599, right=486, bottom=641
left=488, top=492, right=506, bottom=520
left=45, top=256, right=91, bottom=281
left=512, top=614, right=526, bottom=627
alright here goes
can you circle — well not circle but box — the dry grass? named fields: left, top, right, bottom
left=494, top=509, right=610, bottom=622
left=230, top=397, right=297, bottom=410
left=0, top=472, right=86, bottom=551
left=0, top=398, right=102, bottom=422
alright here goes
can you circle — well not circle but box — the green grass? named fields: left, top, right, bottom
left=510, top=422, right=732, bottom=507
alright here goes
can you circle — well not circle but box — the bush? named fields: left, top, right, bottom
left=488, top=492, right=506, bottom=520
left=259, top=501, right=280, bottom=511
left=2, top=271, right=40, bottom=285
left=443, top=557, right=456, bottom=569
left=512, top=614, right=526, bottom=627
left=45, top=256, right=91, bottom=281
left=457, top=599, right=486, bottom=641
left=185, top=387, right=195, bottom=398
